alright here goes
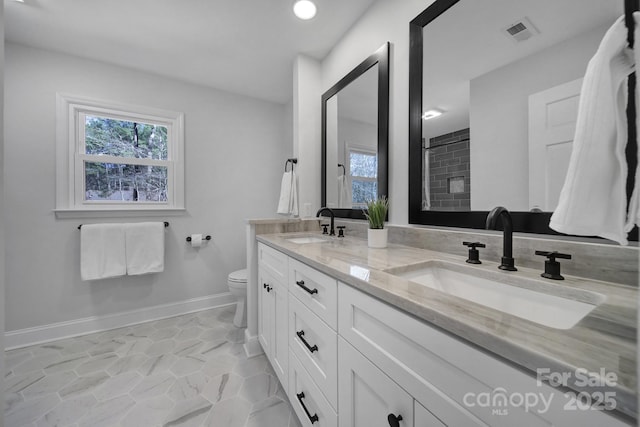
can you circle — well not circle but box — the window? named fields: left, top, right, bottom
left=56, top=94, right=184, bottom=214
left=349, top=148, right=378, bottom=207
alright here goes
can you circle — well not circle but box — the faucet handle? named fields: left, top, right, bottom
left=337, top=226, right=345, bottom=238
left=321, top=224, right=330, bottom=235
left=535, top=251, right=572, bottom=280
left=462, top=241, right=485, bottom=264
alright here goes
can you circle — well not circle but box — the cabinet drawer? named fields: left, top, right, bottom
left=289, top=352, right=338, bottom=427
left=338, top=283, right=630, bottom=427
left=289, top=258, right=337, bottom=330
left=290, top=295, right=338, bottom=409
left=258, top=242, right=288, bottom=282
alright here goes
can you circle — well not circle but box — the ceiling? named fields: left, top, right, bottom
left=5, top=0, right=377, bottom=104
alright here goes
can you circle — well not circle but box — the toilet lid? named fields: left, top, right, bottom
left=228, top=268, right=247, bottom=283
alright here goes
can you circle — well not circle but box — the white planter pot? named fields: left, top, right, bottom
left=368, top=228, right=388, bottom=248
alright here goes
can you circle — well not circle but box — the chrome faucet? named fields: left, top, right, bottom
left=485, top=206, right=517, bottom=271
left=316, top=207, right=335, bottom=236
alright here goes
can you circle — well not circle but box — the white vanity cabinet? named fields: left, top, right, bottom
left=338, top=282, right=631, bottom=427
left=257, top=243, right=289, bottom=393
left=257, top=242, right=632, bottom=427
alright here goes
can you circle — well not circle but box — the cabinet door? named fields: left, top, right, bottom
left=258, top=267, right=274, bottom=358
left=415, top=401, right=446, bottom=427
left=271, top=278, right=289, bottom=394
left=338, top=337, right=413, bottom=427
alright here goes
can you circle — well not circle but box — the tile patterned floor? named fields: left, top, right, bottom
left=4, top=305, right=302, bottom=427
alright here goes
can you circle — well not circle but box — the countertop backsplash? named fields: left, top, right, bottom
left=335, top=219, right=639, bottom=287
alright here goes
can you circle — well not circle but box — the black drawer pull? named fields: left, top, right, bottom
left=296, top=280, right=318, bottom=295
left=263, top=283, right=271, bottom=292
left=296, top=330, right=318, bottom=353
left=387, top=413, right=403, bottom=427
left=296, top=392, right=319, bottom=424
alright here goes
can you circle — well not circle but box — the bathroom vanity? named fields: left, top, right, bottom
left=254, top=231, right=636, bottom=426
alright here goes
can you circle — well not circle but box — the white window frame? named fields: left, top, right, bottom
left=55, top=94, right=185, bottom=217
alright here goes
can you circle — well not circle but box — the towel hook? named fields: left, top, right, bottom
left=284, top=158, right=298, bottom=172
left=338, top=163, right=346, bottom=176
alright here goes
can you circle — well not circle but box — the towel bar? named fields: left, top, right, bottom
left=78, top=221, right=169, bottom=230
left=284, top=158, right=298, bottom=172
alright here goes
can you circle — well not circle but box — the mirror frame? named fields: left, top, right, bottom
left=408, top=0, right=638, bottom=240
left=321, top=42, right=390, bottom=220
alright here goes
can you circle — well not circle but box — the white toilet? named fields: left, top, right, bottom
left=227, top=268, right=248, bottom=328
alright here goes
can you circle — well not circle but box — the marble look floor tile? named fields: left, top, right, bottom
left=146, top=339, right=177, bottom=357
left=203, top=396, right=250, bottom=427
left=74, top=353, right=118, bottom=376
left=201, top=354, right=237, bottom=379
left=36, top=394, right=97, bottom=427
left=106, top=353, right=147, bottom=376
left=5, top=393, right=61, bottom=426
left=163, top=395, right=213, bottom=427
left=173, top=339, right=204, bottom=357
left=22, top=370, right=77, bottom=399
left=120, top=394, right=175, bottom=427
left=43, top=354, right=90, bottom=374
left=170, top=354, right=206, bottom=377
left=150, top=327, right=180, bottom=341
left=175, top=326, right=204, bottom=342
left=202, top=372, right=243, bottom=404
left=233, top=355, right=268, bottom=378
left=131, top=371, right=176, bottom=400
left=139, top=352, right=178, bottom=377
left=245, top=396, right=293, bottom=427
left=59, top=372, right=110, bottom=399
left=239, top=373, right=279, bottom=404
left=6, top=371, right=47, bottom=394
left=116, top=337, right=154, bottom=357
left=93, top=371, right=142, bottom=401
left=168, top=372, right=209, bottom=401
left=13, top=353, right=62, bottom=374
left=77, top=394, right=135, bottom=427
left=4, top=307, right=299, bottom=427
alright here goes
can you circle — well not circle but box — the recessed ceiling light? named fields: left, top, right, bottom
left=422, top=109, right=444, bottom=120
left=293, top=0, right=317, bottom=20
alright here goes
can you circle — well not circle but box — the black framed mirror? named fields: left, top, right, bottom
left=322, top=42, right=390, bottom=219
left=409, top=0, right=638, bottom=240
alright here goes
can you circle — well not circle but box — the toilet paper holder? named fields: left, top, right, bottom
left=186, top=235, right=212, bottom=242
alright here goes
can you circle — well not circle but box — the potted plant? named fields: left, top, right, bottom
left=363, top=196, right=389, bottom=248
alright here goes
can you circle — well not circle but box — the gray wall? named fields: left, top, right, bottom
left=470, top=24, right=607, bottom=211
left=4, top=43, right=289, bottom=332
left=1, top=2, right=6, bottom=425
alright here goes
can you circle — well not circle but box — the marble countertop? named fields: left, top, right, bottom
left=257, top=232, right=638, bottom=420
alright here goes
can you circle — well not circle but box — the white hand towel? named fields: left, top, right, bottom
left=290, top=170, right=299, bottom=216
left=338, top=175, right=351, bottom=208
left=124, top=222, right=165, bottom=275
left=81, top=223, right=127, bottom=281
left=549, top=16, right=635, bottom=245
left=277, top=171, right=299, bottom=216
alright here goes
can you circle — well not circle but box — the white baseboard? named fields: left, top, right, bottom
left=5, top=292, right=236, bottom=350
left=243, top=329, right=264, bottom=358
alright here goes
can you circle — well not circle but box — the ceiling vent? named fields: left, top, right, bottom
left=502, top=17, right=539, bottom=43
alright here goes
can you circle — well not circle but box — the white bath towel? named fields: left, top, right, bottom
left=550, top=15, right=635, bottom=245
left=337, top=174, right=351, bottom=208
left=80, top=223, right=127, bottom=281
left=124, top=222, right=165, bottom=275
left=277, top=171, right=299, bottom=216
left=627, top=13, right=640, bottom=232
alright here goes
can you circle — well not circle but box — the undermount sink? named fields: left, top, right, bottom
left=385, top=261, right=606, bottom=330
left=284, top=235, right=331, bottom=244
